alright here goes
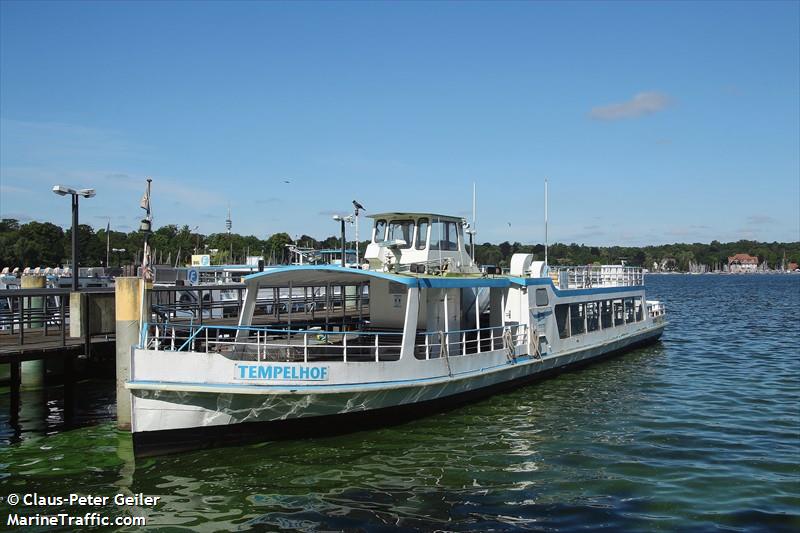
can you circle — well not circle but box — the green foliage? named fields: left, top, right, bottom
left=1, top=217, right=798, bottom=271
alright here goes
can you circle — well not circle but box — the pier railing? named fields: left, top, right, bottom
left=550, top=265, right=644, bottom=289
left=141, top=322, right=527, bottom=363
left=0, top=287, right=115, bottom=356
left=0, top=288, right=69, bottom=341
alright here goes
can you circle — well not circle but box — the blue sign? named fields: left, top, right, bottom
left=188, top=268, right=199, bottom=285
left=234, top=364, right=329, bottom=381
left=201, top=255, right=210, bottom=266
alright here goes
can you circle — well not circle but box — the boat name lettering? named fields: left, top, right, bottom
left=234, top=364, right=329, bottom=381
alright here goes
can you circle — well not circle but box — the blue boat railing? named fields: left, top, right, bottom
left=140, top=322, right=528, bottom=363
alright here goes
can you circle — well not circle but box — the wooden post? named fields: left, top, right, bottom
left=9, top=359, right=21, bottom=428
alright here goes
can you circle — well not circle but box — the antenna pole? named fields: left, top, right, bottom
left=472, top=182, right=477, bottom=260
left=226, top=204, right=232, bottom=263
left=544, top=178, right=548, bottom=266
left=354, top=209, right=360, bottom=266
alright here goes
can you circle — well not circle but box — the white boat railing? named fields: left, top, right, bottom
left=647, top=300, right=666, bottom=318
left=141, top=322, right=527, bottom=363
left=550, top=265, right=644, bottom=289
left=415, top=324, right=527, bottom=360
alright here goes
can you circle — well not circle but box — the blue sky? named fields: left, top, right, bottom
left=1, top=1, right=798, bottom=246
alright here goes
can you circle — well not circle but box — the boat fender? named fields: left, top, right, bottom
left=503, top=329, right=516, bottom=363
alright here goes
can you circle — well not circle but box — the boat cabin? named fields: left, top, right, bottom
left=363, top=213, right=479, bottom=274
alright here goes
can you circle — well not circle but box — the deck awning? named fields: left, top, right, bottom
left=243, top=265, right=513, bottom=289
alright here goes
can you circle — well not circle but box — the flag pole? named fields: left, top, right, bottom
left=139, top=177, right=153, bottom=334
left=544, top=178, right=548, bottom=266
left=105, top=217, right=111, bottom=268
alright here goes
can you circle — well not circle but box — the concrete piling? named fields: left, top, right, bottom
left=115, top=277, right=144, bottom=430
left=21, top=275, right=46, bottom=389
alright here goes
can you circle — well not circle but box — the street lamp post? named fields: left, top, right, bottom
left=112, top=248, right=127, bottom=268
left=332, top=214, right=353, bottom=267
left=192, top=225, right=200, bottom=254
left=52, top=185, right=95, bottom=291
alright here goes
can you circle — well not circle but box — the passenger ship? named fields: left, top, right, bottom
left=127, top=212, right=667, bottom=456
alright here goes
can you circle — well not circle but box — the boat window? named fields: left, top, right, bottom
left=555, top=304, right=570, bottom=339
left=613, top=299, right=624, bottom=326
left=535, top=288, right=549, bottom=307
left=374, top=219, right=387, bottom=243
left=570, top=303, right=586, bottom=335
left=415, top=218, right=429, bottom=250
left=387, top=220, right=413, bottom=248
left=430, top=220, right=458, bottom=251
left=624, top=298, right=635, bottom=323
left=601, top=300, right=613, bottom=329
left=586, top=301, right=599, bottom=332
left=634, top=297, right=643, bottom=321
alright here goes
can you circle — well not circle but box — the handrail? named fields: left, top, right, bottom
left=141, top=321, right=527, bottom=360
left=144, top=321, right=517, bottom=337
left=549, top=265, right=645, bottom=289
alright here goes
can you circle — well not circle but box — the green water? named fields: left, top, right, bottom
left=1, top=275, right=798, bottom=531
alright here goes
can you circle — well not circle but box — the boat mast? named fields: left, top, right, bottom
left=544, top=178, right=548, bottom=266
left=471, top=182, right=477, bottom=260
left=226, top=204, right=232, bottom=263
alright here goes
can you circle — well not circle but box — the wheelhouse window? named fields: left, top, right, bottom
left=374, top=220, right=387, bottom=243
left=415, top=218, right=429, bottom=250
left=387, top=220, right=413, bottom=248
left=570, top=303, right=586, bottom=335
left=430, top=220, right=458, bottom=251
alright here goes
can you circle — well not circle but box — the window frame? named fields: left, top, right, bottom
left=374, top=219, right=387, bottom=243
left=387, top=219, right=414, bottom=249
left=415, top=218, right=429, bottom=250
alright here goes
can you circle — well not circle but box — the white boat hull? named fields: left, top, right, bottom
left=129, top=324, right=664, bottom=456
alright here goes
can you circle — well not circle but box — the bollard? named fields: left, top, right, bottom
left=114, top=277, right=143, bottom=430
left=21, top=275, right=46, bottom=389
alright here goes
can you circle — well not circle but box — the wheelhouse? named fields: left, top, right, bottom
left=364, top=212, right=478, bottom=274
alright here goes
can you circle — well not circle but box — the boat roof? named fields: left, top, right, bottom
left=243, top=265, right=645, bottom=296
left=366, top=212, right=464, bottom=222
left=244, top=265, right=510, bottom=288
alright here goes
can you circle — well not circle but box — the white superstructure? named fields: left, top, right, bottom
left=126, top=212, right=667, bottom=456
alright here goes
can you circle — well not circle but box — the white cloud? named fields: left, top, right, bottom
left=746, top=215, right=775, bottom=225
left=0, top=184, right=31, bottom=194
left=590, top=92, right=672, bottom=121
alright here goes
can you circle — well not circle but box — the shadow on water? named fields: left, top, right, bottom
left=0, top=379, right=117, bottom=446
left=1, top=275, right=799, bottom=531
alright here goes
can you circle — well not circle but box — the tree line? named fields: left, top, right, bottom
left=1, top=218, right=798, bottom=272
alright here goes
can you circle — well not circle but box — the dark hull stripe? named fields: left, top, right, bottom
left=133, top=331, right=662, bottom=458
